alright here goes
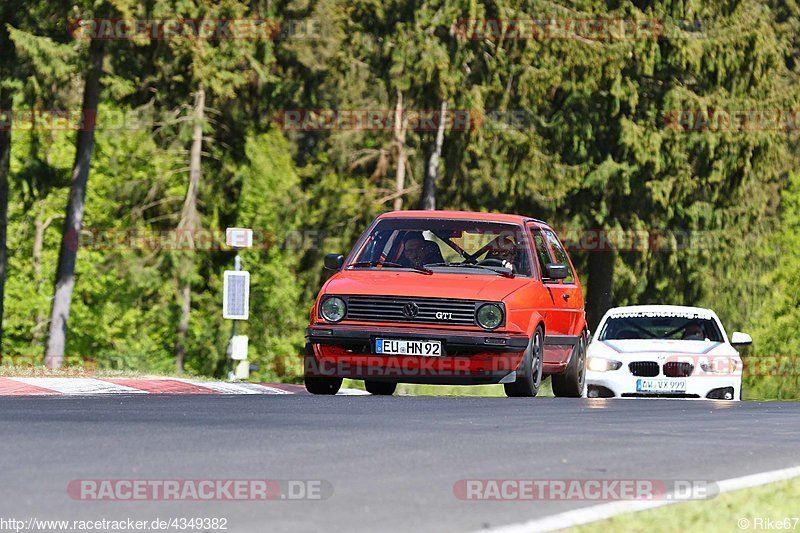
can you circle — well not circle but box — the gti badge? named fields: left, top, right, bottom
left=435, top=312, right=453, bottom=320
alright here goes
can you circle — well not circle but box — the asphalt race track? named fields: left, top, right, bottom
left=1, top=395, right=799, bottom=532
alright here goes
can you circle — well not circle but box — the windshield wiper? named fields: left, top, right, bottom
left=425, top=262, right=514, bottom=278
left=351, top=260, right=402, bottom=268
left=350, top=260, right=433, bottom=275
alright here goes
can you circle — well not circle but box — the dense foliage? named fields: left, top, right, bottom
left=0, top=0, right=798, bottom=397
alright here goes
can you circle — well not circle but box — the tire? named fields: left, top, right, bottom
left=304, top=376, right=342, bottom=395
left=365, top=381, right=397, bottom=395
left=552, top=330, right=588, bottom=398
left=304, top=342, right=342, bottom=395
left=504, top=326, right=544, bottom=397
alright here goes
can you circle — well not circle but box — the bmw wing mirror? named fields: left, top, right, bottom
left=730, top=332, right=753, bottom=346
left=544, top=263, right=569, bottom=280
left=324, top=254, right=345, bottom=271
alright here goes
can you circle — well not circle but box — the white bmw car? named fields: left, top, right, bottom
left=585, top=305, right=752, bottom=400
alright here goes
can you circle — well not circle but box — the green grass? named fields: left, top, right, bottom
left=571, top=477, right=800, bottom=533
left=342, top=377, right=555, bottom=397
left=741, top=355, right=800, bottom=400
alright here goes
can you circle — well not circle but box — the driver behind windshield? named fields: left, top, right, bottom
left=485, top=236, right=517, bottom=270
left=682, top=321, right=707, bottom=341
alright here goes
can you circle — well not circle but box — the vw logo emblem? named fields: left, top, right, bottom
left=402, top=302, right=419, bottom=318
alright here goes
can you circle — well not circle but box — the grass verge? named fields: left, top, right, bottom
left=571, top=476, right=800, bottom=533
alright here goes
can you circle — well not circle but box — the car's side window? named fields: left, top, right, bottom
left=543, top=230, right=575, bottom=284
left=529, top=227, right=554, bottom=280
left=359, top=230, right=394, bottom=262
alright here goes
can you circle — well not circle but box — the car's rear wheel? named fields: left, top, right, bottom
left=504, top=327, right=544, bottom=397
left=552, top=329, right=588, bottom=398
left=304, top=343, right=342, bottom=395
left=365, top=381, right=397, bottom=395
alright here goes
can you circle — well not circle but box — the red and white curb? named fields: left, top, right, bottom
left=0, top=377, right=369, bottom=396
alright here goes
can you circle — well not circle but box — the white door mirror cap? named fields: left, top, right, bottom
left=731, top=332, right=753, bottom=345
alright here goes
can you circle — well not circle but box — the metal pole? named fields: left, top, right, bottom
left=227, top=253, right=241, bottom=380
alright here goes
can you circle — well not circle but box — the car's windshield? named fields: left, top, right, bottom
left=350, top=218, right=532, bottom=276
left=598, top=314, right=723, bottom=342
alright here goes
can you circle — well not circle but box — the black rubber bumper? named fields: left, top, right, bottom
left=543, top=335, right=581, bottom=346
left=305, top=325, right=529, bottom=353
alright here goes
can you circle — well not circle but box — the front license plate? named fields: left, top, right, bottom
left=636, top=378, right=687, bottom=393
left=375, top=338, right=442, bottom=356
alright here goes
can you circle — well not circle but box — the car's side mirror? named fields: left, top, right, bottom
left=324, top=254, right=345, bottom=271
left=544, top=263, right=569, bottom=280
left=730, top=332, right=753, bottom=346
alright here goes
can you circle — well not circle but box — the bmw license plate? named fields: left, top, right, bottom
left=375, top=338, right=442, bottom=356
left=636, top=378, right=687, bottom=393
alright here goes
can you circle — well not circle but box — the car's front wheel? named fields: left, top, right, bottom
left=552, top=329, right=588, bottom=398
left=365, top=381, right=397, bottom=395
left=305, top=376, right=342, bottom=395
left=304, top=343, right=342, bottom=395
left=504, top=326, right=544, bottom=397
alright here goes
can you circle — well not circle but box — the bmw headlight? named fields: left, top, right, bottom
left=587, top=357, right=622, bottom=372
left=476, top=303, right=504, bottom=330
left=320, top=296, right=346, bottom=323
left=700, top=358, right=738, bottom=374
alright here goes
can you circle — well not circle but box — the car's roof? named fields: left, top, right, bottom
left=378, top=210, right=550, bottom=227
left=604, top=305, right=718, bottom=318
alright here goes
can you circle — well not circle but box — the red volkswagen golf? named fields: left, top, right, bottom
left=305, top=211, right=588, bottom=397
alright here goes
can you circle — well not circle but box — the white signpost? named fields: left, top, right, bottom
left=224, top=228, right=252, bottom=380
left=223, top=270, right=250, bottom=320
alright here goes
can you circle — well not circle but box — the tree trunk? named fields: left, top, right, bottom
left=44, top=36, right=105, bottom=368
left=174, top=86, right=205, bottom=373
left=392, top=90, right=407, bottom=211
left=586, top=250, right=615, bottom=331
left=419, top=100, right=447, bottom=210
left=33, top=203, right=61, bottom=344
left=0, top=90, right=10, bottom=358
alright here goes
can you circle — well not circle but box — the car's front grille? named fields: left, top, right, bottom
left=663, top=362, right=694, bottom=377
left=345, top=296, right=480, bottom=326
left=628, top=361, right=659, bottom=377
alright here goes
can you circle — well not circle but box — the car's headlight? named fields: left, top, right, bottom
left=587, top=357, right=622, bottom=372
left=700, top=358, right=739, bottom=374
left=320, top=296, right=346, bottom=323
left=476, top=303, right=503, bottom=330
